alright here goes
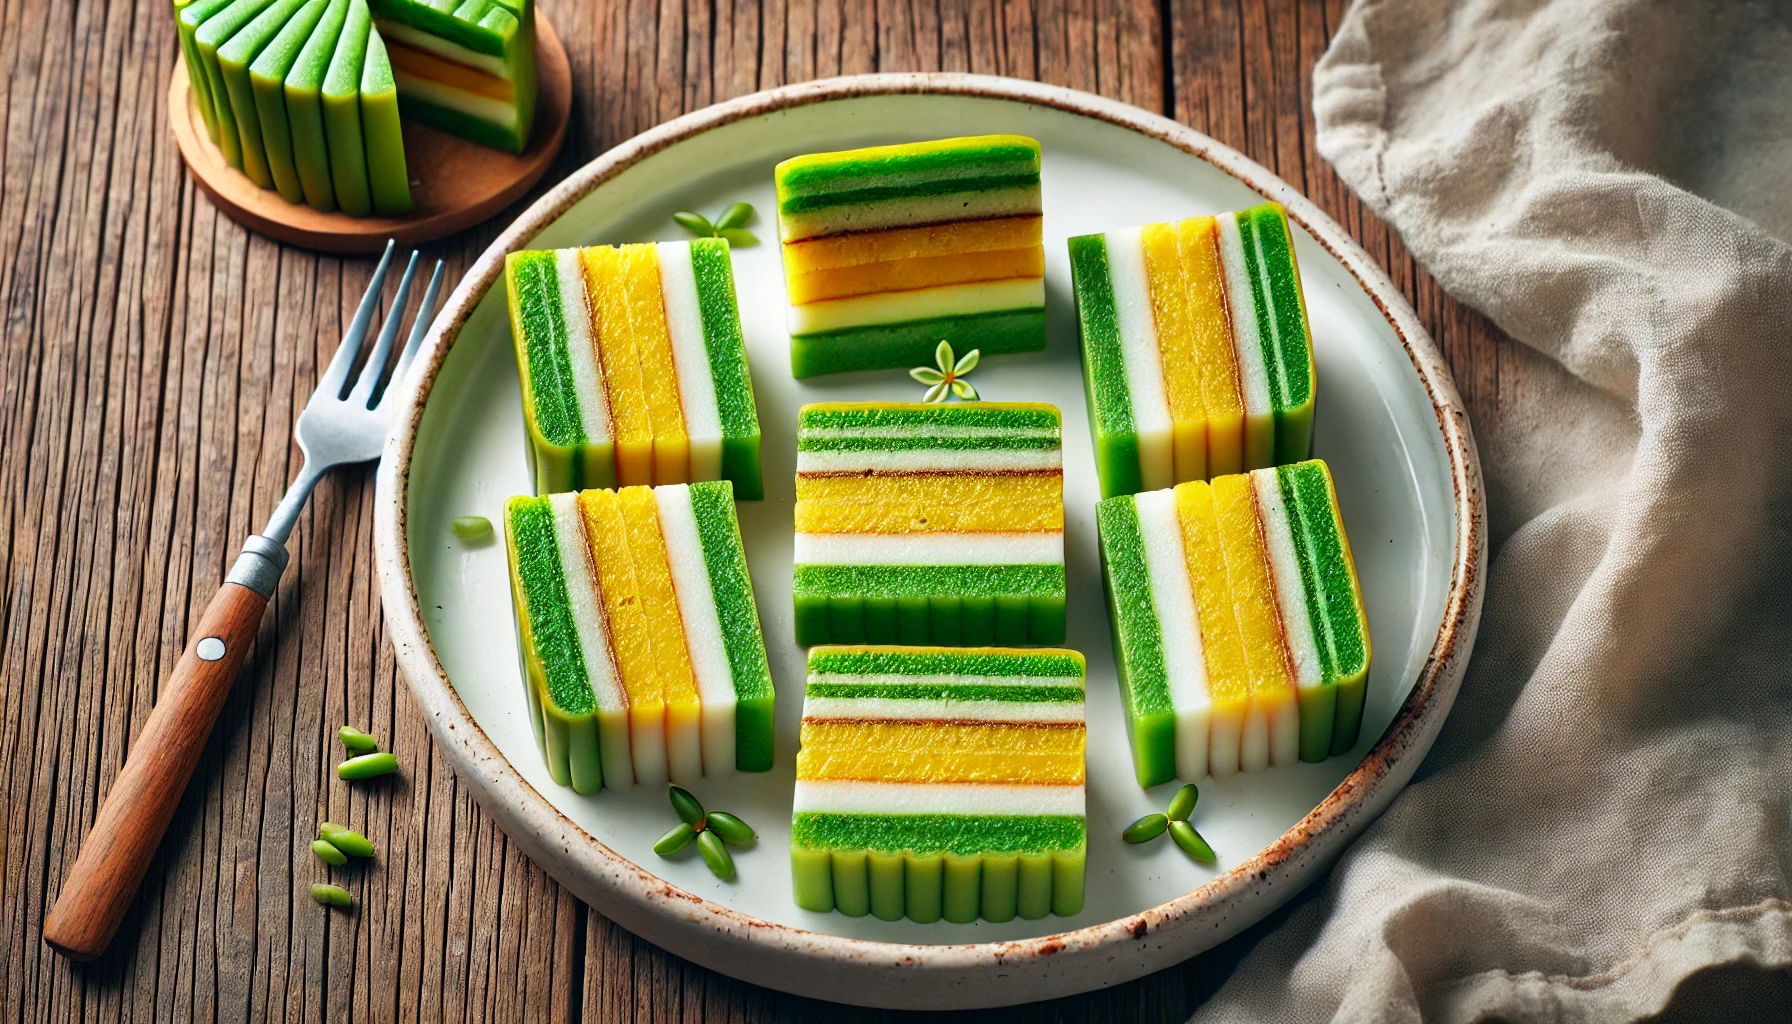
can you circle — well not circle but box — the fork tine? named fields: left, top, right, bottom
left=350, top=250, right=421, bottom=406
left=381, top=259, right=445, bottom=409
left=319, top=240, right=396, bottom=400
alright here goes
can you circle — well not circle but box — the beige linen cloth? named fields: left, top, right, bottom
left=1194, top=1, right=1792, bottom=1021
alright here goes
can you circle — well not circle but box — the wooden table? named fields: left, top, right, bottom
left=1, top=0, right=1508, bottom=1018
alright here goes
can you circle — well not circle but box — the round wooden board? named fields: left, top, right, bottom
left=169, top=16, right=570, bottom=254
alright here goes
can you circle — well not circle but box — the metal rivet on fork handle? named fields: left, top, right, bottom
left=195, top=638, right=226, bottom=662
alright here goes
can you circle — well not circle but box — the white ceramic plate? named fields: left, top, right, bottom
left=375, top=74, right=1485, bottom=1009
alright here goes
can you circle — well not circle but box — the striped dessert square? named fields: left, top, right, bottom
left=1095, top=459, right=1369, bottom=787
left=792, top=402, right=1066, bottom=647
left=791, top=646, right=1087, bottom=923
left=775, top=136, right=1047, bottom=378
left=1070, top=202, right=1316, bottom=498
left=505, top=240, right=763, bottom=498
left=503, top=481, right=775, bottom=793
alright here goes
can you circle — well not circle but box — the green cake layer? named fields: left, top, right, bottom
left=789, top=308, right=1045, bottom=379
left=791, top=565, right=1066, bottom=646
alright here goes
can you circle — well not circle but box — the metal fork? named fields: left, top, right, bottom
left=44, top=241, right=445, bottom=962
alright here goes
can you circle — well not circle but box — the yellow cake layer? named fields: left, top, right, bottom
left=781, top=215, right=1044, bottom=274
left=794, top=472, right=1063, bottom=534
left=1210, top=474, right=1295, bottom=706
left=1178, top=217, right=1246, bottom=476
left=384, top=40, right=513, bottom=101
left=1142, top=222, right=1206, bottom=480
left=796, top=720, right=1085, bottom=785
left=577, top=489, right=661, bottom=713
left=786, top=247, right=1044, bottom=304
left=621, top=245, right=689, bottom=483
left=616, top=486, right=701, bottom=728
left=1173, top=481, right=1250, bottom=709
left=583, top=246, right=653, bottom=485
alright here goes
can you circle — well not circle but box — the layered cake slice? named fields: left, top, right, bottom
left=174, top=0, right=537, bottom=216
left=775, top=136, right=1046, bottom=377
left=505, top=240, right=762, bottom=498
left=1096, top=460, right=1368, bottom=787
left=792, top=402, right=1065, bottom=647
left=791, top=646, right=1087, bottom=923
left=503, top=481, right=774, bottom=793
left=1070, top=202, right=1316, bottom=498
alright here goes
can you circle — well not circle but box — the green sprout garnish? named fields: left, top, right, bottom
left=654, top=785, right=756, bottom=880
left=1122, top=784, right=1217, bottom=863
left=910, top=341, right=981, bottom=403
left=673, top=202, right=758, bottom=247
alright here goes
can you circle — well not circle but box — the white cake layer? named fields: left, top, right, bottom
left=793, top=780, right=1084, bottom=817
left=654, top=243, right=724, bottom=482
left=795, top=447, right=1061, bottom=475
left=390, top=71, right=520, bottom=130
left=554, top=249, right=612, bottom=446
left=1132, top=490, right=1212, bottom=781
left=654, top=484, right=737, bottom=776
left=375, top=18, right=512, bottom=78
left=801, top=696, right=1084, bottom=724
left=808, top=672, right=1084, bottom=689
left=792, top=530, right=1063, bottom=567
left=1217, top=212, right=1275, bottom=468
left=778, top=185, right=1043, bottom=242
left=1251, top=469, right=1322, bottom=692
left=546, top=493, right=634, bottom=791
left=1105, top=228, right=1174, bottom=491
left=787, top=277, right=1044, bottom=335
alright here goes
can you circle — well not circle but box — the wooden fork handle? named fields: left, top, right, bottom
left=45, top=538, right=286, bottom=961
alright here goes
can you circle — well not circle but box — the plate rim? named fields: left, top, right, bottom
left=373, top=72, right=1487, bottom=1008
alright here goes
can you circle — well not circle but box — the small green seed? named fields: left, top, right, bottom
left=654, top=822, right=696, bottom=856
left=1167, top=783, right=1199, bottom=822
left=337, top=752, right=398, bottom=780
left=338, top=726, right=379, bottom=754
left=311, top=883, right=353, bottom=908
left=451, top=516, right=492, bottom=540
left=696, top=830, right=735, bottom=880
left=704, top=811, right=756, bottom=846
left=322, top=827, right=375, bottom=858
left=1168, top=820, right=1217, bottom=863
left=1122, top=813, right=1168, bottom=844
left=668, top=785, right=705, bottom=825
left=319, top=820, right=347, bottom=837
left=312, top=839, right=348, bottom=865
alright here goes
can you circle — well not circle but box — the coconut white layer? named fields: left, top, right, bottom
left=801, top=697, right=1084, bottom=724
left=546, top=493, right=634, bottom=790
left=655, top=484, right=737, bottom=777
left=1133, top=490, right=1212, bottom=781
left=793, top=780, right=1084, bottom=817
left=792, top=530, right=1063, bottom=567
left=391, top=70, right=520, bottom=129
left=554, top=249, right=612, bottom=446
left=808, top=672, right=1083, bottom=689
left=795, top=446, right=1061, bottom=475
left=1217, top=213, right=1275, bottom=468
left=1251, top=469, right=1322, bottom=692
left=1105, top=228, right=1174, bottom=491
left=375, top=18, right=512, bottom=78
left=788, top=277, right=1044, bottom=335
left=778, top=185, right=1043, bottom=242
left=654, top=243, right=724, bottom=482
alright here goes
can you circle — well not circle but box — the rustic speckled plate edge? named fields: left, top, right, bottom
left=372, top=73, right=1486, bottom=1010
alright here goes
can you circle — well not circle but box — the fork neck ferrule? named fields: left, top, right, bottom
left=226, top=536, right=290, bottom=599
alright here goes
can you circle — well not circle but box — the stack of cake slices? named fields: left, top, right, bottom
left=503, top=481, right=774, bottom=794
left=792, top=402, right=1066, bottom=647
left=775, top=136, right=1047, bottom=378
left=506, top=240, right=763, bottom=497
left=1070, top=202, right=1316, bottom=498
left=176, top=0, right=537, bottom=216
left=1096, top=460, right=1369, bottom=786
left=791, top=646, right=1087, bottom=923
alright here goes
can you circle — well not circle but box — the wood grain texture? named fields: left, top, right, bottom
left=0, top=0, right=1513, bottom=1019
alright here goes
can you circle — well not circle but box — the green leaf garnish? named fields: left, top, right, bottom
left=715, top=202, right=755, bottom=230
left=911, top=340, right=982, bottom=403
left=719, top=228, right=758, bottom=248
left=675, top=204, right=759, bottom=247
left=673, top=211, right=714, bottom=235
